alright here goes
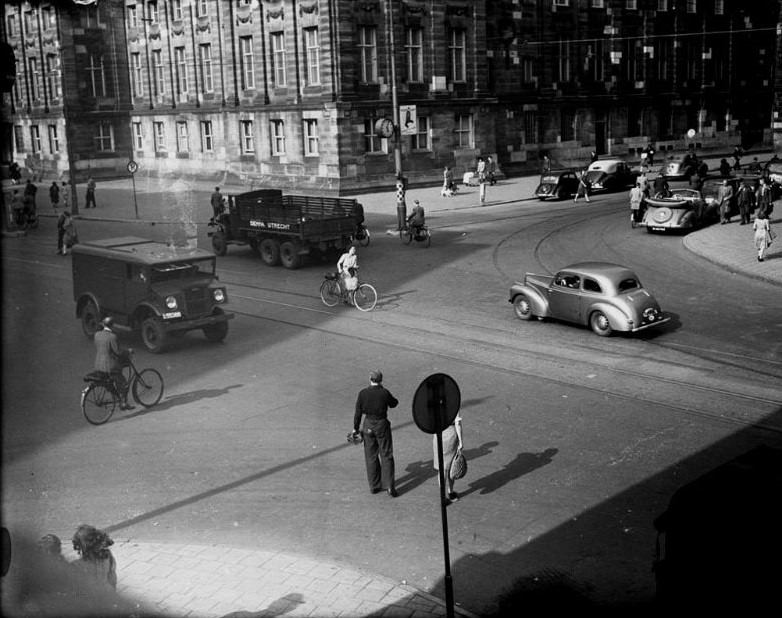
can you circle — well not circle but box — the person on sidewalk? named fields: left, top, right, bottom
left=353, top=370, right=399, bottom=497
left=479, top=169, right=488, bottom=205
left=433, top=412, right=464, bottom=504
left=61, top=181, right=71, bottom=211
left=718, top=179, right=735, bottom=224
left=737, top=181, right=755, bottom=225
left=629, top=182, right=644, bottom=228
left=756, top=177, right=774, bottom=218
left=574, top=170, right=590, bottom=203
left=85, top=177, right=97, bottom=208
left=753, top=212, right=773, bottom=262
left=49, top=181, right=60, bottom=210
left=486, top=155, right=497, bottom=185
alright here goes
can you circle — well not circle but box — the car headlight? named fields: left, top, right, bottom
left=165, top=296, right=178, bottom=310
left=213, top=288, right=225, bottom=303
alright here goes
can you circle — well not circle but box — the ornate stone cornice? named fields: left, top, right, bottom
left=300, top=1, right=318, bottom=16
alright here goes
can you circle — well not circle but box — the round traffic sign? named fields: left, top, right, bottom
left=127, top=160, right=139, bottom=174
left=412, top=373, right=461, bottom=434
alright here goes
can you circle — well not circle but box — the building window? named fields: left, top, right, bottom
left=172, top=0, right=183, bottom=21
left=153, top=121, right=166, bottom=152
left=405, top=28, right=423, bottom=83
left=176, top=121, right=189, bottom=153
left=240, top=36, right=255, bottom=89
left=304, top=27, right=320, bottom=85
left=454, top=114, right=473, bottom=148
left=87, top=55, right=106, bottom=97
left=196, top=0, right=209, bottom=17
left=148, top=1, right=159, bottom=24
left=131, top=52, right=143, bottom=98
left=686, top=0, right=696, bottom=13
left=557, top=39, right=571, bottom=82
left=303, top=119, right=319, bottom=156
left=241, top=120, right=255, bottom=154
left=714, top=0, right=723, bottom=15
left=42, top=7, right=54, bottom=30
left=46, top=54, right=62, bottom=99
left=132, top=122, right=143, bottom=150
left=411, top=116, right=429, bottom=150
left=127, top=5, right=138, bottom=28
left=448, top=29, right=466, bottom=82
left=30, top=125, right=41, bottom=154
left=523, top=111, right=538, bottom=144
left=626, top=0, right=637, bottom=9
left=561, top=110, right=575, bottom=142
left=29, top=57, right=39, bottom=100
left=13, top=61, right=22, bottom=104
left=83, top=5, right=101, bottom=28
left=175, top=47, right=188, bottom=96
left=7, top=14, right=17, bottom=37
left=23, top=11, right=33, bottom=34
left=585, top=41, right=603, bottom=81
left=591, top=0, right=604, bottom=7
left=48, top=125, right=59, bottom=154
left=270, top=120, right=285, bottom=155
left=522, top=57, right=535, bottom=84
left=554, top=0, right=569, bottom=6
left=14, top=125, right=25, bottom=151
left=364, top=118, right=387, bottom=153
left=95, top=122, right=114, bottom=152
left=200, top=120, right=213, bottom=152
left=152, top=49, right=165, bottom=97
left=657, top=0, right=668, bottom=9
left=199, top=44, right=213, bottom=93
left=358, top=26, right=377, bottom=83
left=271, top=32, right=286, bottom=86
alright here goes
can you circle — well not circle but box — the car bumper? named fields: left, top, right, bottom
left=162, top=311, right=234, bottom=332
left=630, top=315, right=671, bottom=332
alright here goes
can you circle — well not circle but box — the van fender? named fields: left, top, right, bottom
left=131, top=302, right=165, bottom=328
left=586, top=302, right=631, bottom=331
left=76, top=293, right=101, bottom=320
left=510, top=284, right=549, bottom=317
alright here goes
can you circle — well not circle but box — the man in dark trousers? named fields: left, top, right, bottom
left=94, top=317, right=134, bottom=410
left=353, top=370, right=399, bottom=497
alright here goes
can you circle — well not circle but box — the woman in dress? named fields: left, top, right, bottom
left=433, top=413, right=464, bottom=502
left=753, top=212, right=772, bottom=262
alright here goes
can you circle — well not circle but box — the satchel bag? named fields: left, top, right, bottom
left=450, top=448, right=467, bottom=480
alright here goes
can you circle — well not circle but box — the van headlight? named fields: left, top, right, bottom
left=165, top=296, right=178, bottom=310
left=213, top=288, right=225, bottom=303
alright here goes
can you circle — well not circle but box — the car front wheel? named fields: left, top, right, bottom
left=203, top=308, right=229, bottom=342
left=590, top=311, right=613, bottom=336
left=513, top=294, right=533, bottom=320
left=81, top=301, right=101, bottom=338
left=141, top=317, right=168, bottom=353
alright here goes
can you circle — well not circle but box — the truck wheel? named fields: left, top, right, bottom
left=81, top=301, right=101, bottom=338
left=211, top=231, right=227, bottom=256
left=203, top=308, right=229, bottom=342
left=279, top=241, right=302, bottom=269
left=260, top=239, right=280, bottom=266
left=249, top=238, right=261, bottom=256
left=141, top=317, right=168, bottom=353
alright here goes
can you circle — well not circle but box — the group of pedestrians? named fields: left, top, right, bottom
left=352, top=369, right=466, bottom=505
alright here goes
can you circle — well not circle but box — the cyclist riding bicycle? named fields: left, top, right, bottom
left=407, top=199, right=425, bottom=235
left=94, top=316, right=134, bottom=410
left=336, top=245, right=359, bottom=297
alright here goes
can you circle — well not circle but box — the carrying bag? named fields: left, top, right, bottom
left=344, top=275, right=358, bottom=291
left=450, top=448, right=467, bottom=480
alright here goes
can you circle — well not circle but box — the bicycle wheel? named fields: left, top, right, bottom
left=132, top=368, right=164, bottom=408
left=320, top=279, right=341, bottom=307
left=353, top=283, right=377, bottom=312
left=81, top=383, right=118, bottom=425
left=400, top=229, right=412, bottom=245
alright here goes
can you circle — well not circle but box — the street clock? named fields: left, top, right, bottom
left=375, top=118, right=395, bottom=138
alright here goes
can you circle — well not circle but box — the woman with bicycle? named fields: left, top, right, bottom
left=94, top=317, right=134, bottom=410
left=336, top=245, right=359, bottom=298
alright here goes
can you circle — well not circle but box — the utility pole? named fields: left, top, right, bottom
left=773, top=14, right=782, bottom=152
left=386, top=0, right=402, bottom=177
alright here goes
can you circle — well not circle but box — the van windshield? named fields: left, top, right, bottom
left=150, top=258, right=215, bottom=282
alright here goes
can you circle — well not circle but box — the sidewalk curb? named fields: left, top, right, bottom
left=683, top=233, right=782, bottom=288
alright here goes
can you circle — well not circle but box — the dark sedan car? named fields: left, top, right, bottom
left=584, top=159, right=637, bottom=192
left=534, top=169, right=580, bottom=200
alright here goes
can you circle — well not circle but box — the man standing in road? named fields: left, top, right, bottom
left=629, top=182, right=644, bottom=228
left=49, top=181, right=60, bottom=210
left=353, top=370, right=399, bottom=497
left=574, top=170, right=591, bottom=203
left=718, top=179, right=735, bottom=224
left=211, top=187, right=224, bottom=220
left=85, top=176, right=97, bottom=208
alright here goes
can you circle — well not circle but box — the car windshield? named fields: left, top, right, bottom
left=541, top=175, right=560, bottom=183
left=617, top=278, right=641, bottom=292
left=150, top=258, right=215, bottom=282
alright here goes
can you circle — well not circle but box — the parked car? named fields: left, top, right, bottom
left=765, top=161, right=782, bottom=185
left=508, top=262, right=669, bottom=336
left=641, top=187, right=718, bottom=233
left=584, top=159, right=637, bottom=192
left=663, top=153, right=700, bottom=179
left=534, top=169, right=580, bottom=200
left=72, top=237, right=234, bottom=353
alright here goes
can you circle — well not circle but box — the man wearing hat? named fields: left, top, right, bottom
left=406, top=199, right=425, bottom=236
left=353, top=370, right=399, bottom=497
left=94, top=317, right=134, bottom=410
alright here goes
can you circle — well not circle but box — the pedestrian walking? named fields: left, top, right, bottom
left=210, top=186, right=223, bottom=220
left=352, top=370, right=399, bottom=497
left=756, top=177, right=774, bottom=218
left=442, top=166, right=455, bottom=196
left=718, top=179, right=735, bottom=224
left=56, top=210, right=69, bottom=255
left=719, top=158, right=732, bottom=178
left=737, top=181, right=755, bottom=225
left=574, top=170, right=591, bottom=203
left=732, top=145, right=743, bottom=171
left=71, top=524, right=117, bottom=591
left=629, top=183, right=644, bottom=227
left=645, top=144, right=656, bottom=167
left=433, top=412, right=464, bottom=503
left=23, top=179, right=37, bottom=219
left=542, top=153, right=551, bottom=173
left=753, top=212, right=773, bottom=262
left=479, top=169, right=488, bottom=204
left=486, top=155, right=497, bottom=185
left=85, top=176, right=97, bottom=208
left=61, top=181, right=71, bottom=211
left=395, top=174, right=407, bottom=231
left=49, top=181, right=60, bottom=209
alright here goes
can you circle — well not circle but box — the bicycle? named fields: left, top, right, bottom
left=81, top=350, right=164, bottom=425
left=400, top=223, right=431, bottom=247
left=319, top=271, right=377, bottom=312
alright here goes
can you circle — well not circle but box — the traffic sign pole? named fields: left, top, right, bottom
left=127, top=160, right=139, bottom=219
left=436, top=429, right=455, bottom=618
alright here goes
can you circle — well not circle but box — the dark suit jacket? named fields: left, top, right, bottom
left=94, top=328, right=120, bottom=373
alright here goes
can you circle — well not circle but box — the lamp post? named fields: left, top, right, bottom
left=387, top=0, right=402, bottom=178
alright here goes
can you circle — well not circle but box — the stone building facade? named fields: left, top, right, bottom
left=3, top=0, right=780, bottom=193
